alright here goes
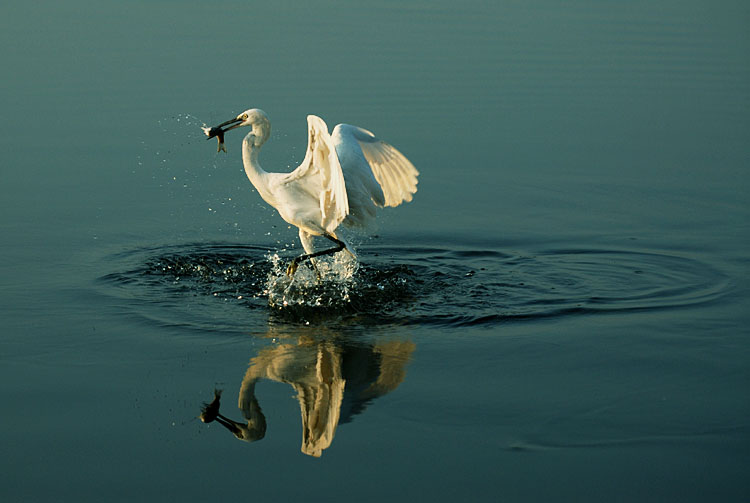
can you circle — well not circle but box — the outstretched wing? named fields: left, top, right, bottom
left=332, top=124, right=419, bottom=208
left=284, top=115, right=349, bottom=233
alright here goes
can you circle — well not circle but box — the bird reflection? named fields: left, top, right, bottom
left=200, top=388, right=266, bottom=441
left=200, top=328, right=415, bottom=457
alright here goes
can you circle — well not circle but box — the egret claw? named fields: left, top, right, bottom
left=286, top=260, right=299, bottom=277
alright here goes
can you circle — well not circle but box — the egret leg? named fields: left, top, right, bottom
left=296, top=230, right=322, bottom=280
left=287, top=233, right=347, bottom=277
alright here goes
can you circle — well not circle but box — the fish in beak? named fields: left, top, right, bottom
left=202, top=116, right=244, bottom=152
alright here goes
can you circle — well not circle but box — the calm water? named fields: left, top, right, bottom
left=1, top=1, right=748, bottom=501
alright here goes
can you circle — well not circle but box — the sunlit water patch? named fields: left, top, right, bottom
left=97, top=242, right=730, bottom=332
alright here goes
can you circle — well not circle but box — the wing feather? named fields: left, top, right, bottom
left=284, top=115, right=349, bottom=233
left=332, top=124, right=418, bottom=208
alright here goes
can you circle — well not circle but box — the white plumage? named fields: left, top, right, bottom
left=205, top=108, right=418, bottom=276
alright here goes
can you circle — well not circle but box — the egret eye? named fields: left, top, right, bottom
left=241, top=114, right=249, bottom=120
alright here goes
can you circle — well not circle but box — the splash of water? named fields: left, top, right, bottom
left=264, top=251, right=360, bottom=311
left=99, top=243, right=728, bottom=330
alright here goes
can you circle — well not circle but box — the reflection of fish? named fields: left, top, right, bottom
left=202, top=126, right=226, bottom=152
left=199, top=389, right=222, bottom=423
left=198, top=387, right=265, bottom=441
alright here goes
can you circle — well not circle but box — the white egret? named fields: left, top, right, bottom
left=204, top=109, right=418, bottom=277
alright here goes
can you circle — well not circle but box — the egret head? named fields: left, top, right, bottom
left=204, top=108, right=271, bottom=151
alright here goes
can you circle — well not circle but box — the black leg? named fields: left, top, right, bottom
left=286, top=234, right=346, bottom=277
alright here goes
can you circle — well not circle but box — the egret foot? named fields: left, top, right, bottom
left=287, top=233, right=346, bottom=279
left=312, top=262, right=322, bottom=281
left=286, top=259, right=322, bottom=281
left=286, top=259, right=300, bottom=277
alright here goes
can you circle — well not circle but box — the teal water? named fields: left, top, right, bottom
left=1, top=1, right=748, bottom=501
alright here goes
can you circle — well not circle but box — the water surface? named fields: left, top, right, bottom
left=1, top=1, right=748, bottom=501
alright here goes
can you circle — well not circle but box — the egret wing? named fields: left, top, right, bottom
left=332, top=124, right=419, bottom=208
left=284, top=115, right=349, bottom=233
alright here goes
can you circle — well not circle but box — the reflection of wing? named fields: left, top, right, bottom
left=366, top=340, right=417, bottom=395
left=295, top=345, right=345, bottom=458
left=236, top=334, right=415, bottom=457
left=332, top=124, right=419, bottom=210
left=283, top=115, right=349, bottom=233
left=339, top=340, right=416, bottom=423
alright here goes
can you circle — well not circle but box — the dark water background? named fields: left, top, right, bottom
left=1, top=1, right=748, bottom=501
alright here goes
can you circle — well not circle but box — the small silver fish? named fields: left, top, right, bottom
left=202, top=126, right=226, bottom=152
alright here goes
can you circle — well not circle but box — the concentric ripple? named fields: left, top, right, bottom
left=97, top=242, right=729, bottom=331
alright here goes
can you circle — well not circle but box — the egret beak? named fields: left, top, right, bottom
left=202, top=116, right=245, bottom=153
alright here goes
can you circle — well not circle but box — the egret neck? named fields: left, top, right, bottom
left=241, top=133, right=274, bottom=205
